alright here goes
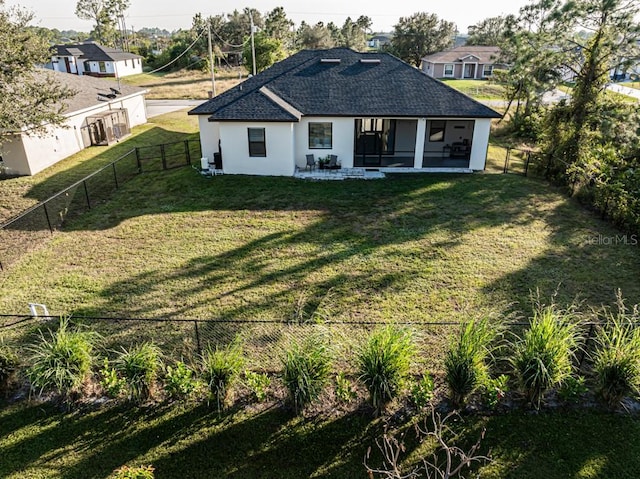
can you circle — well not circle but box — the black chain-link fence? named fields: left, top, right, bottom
left=0, top=314, right=599, bottom=374
left=0, top=140, right=201, bottom=271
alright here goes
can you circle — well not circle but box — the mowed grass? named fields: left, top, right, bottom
left=440, top=79, right=506, bottom=100
left=0, top=110, right=199, bottom=223
left=1, top=399, right=640, bottom=478
left=123, top=67, right=245, bottom=99
left=2, top=167, right=639, bottom=324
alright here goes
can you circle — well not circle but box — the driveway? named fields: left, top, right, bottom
left=606, top=82, right=640, bottom=101
left=145, top=99, right=207, bottom=118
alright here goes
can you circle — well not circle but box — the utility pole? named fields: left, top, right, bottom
left=207, top=24, right=216, bottom=96
left=250, top=14, right=257, bottom=76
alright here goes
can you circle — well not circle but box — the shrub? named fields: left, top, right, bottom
left=99, top=358, right=126, bottom=398
left=244, top=370, right=271, bottom=402
left=481, top=374, right=509, bottom=409
left=111, top=465, right=155, bottom=479
left=335, top=371, right=357, bottom=403
left=511, top=306, right=581, bottom=408
left=558, top=375, right=588, bottom=404
left=201, top=342, right=244, bottom=410
left=593, top=317, right=640, bottom=408
left=26, top=318, right=98, bottom=402
left=357, top=326, right=414, bottom=414
left=410, top=373, right=435, bottom=409
left=282, top=335, right=332, bottom=414
left=0, top=339, right=19, bottom=394
left=114, top=343, right=162, bottom=402
left=444, top=319, right=498, bottom=408
left=165, top=361, right=199, bottom=400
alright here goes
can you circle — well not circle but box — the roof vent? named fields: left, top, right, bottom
left=360, top=59, right=381, bottom=64
left=320, top=58, right=341, bottom=63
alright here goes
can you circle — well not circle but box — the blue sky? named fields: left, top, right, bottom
left=6, top=0, right=532, bottom=33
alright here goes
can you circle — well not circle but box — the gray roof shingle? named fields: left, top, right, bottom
left=189, top=48, right=501, bottom=121
left=52, top=42, right=142, bottom=62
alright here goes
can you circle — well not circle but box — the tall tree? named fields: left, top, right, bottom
left=390, top=12, right=456, bottom=66
left=296, top=21, right=336, bottom=50
left=75, top=0, right=129, bottom=47
left=264, top=6, right=294, bottom=51
left=0, top=1, right=74, bottom=143
left=242, top=32, right=286, bottom=73
left=466, top=15, right=516, bottom=46
left=340, top=16, right=371, bottom=51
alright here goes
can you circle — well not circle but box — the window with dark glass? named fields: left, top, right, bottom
left=429, top=120, right=446, bottom=142
left=309, top=122, right=332, bottom=149
left=248, top=128, right=266, bottom=157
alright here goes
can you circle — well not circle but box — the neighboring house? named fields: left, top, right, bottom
left=189, top=48, right=500, bottom=176
left=46, top=42, right=143, bottom=78
left=421, top=46, right=507, bottom=80
left=0, top=70, right=147, bottom=176
left=367, top=33, right=392, bottom=51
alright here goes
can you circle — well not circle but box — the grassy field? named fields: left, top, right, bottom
left=440, top=79, right=506, bottom=101
left=122, top=68, right=245, bottom=100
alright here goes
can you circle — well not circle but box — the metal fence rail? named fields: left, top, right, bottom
left=0, top=314, right=599, bottom=374
left=0, top=139, right=201, bottom=271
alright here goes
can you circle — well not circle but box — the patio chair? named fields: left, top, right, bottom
left=305, top=154, right=316, bottom=171
left=327, top=155, right=339, bottom=169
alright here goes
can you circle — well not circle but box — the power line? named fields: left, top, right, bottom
left=146, top=28, right=205, bottom=73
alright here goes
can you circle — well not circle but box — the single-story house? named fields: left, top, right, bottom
left=0, top=70, right=147, bottom=176
left=367, top=33, right=392, bottom=51
left=189, top=48, right=501, bottom=175
left=421, top=46, right=507, bottom=80
left=46, top=42, right=143, bottom=78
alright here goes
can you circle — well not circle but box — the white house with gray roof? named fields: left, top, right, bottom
left=46, top=42, right=143, bottom=78
left=189, top=48, right=501, bottom=176
left=0, top=70, right=147, bottom=176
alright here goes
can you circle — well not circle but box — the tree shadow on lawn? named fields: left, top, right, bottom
left=0, top=399, right=377, bottom=479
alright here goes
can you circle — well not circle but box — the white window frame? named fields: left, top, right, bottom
left=443, top=64, right=454, bottom=77
left=483, top=64, right=494, bottom=77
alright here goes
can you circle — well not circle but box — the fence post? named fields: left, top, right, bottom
left=161, top=144, right=167, bottom=170
left=42, top=203, right=54, bottom=234
left=503, top=148, right=511, bottom=174
left=83, top=180, right=91, bottom=209
left=184, top=140, right=191, bottom=166
left=112, top=162, right=119, bottom=189
left=135, top=147, right=142, bottom=173
left=193, top=320, right=202, bottom=356
left=578, top=323, right=595, bottom=371
left=524, top=152, right=531, bottom=177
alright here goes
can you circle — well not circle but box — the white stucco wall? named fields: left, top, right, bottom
left=294, top=117, right=355, bottom=169
left=219, top=122, right=295, bottom=176
left=198, top=117, right=221, bottom=163
left=469, top=118, right=492, bottom=170
left=0, top=93, right=147, bottom=176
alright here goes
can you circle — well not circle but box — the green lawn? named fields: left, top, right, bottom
left=1, top=399, right=639, bottom=478
left=440, top=79, right=506, bottom=100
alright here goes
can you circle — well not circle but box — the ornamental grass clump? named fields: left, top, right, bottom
left=511, top=305, right=581, bottom=409
left=444, top=318, right=499, bottom=408
left=114, top=342, right=162, bottom=402
left=357, top=326, right=414, bottom=414
left=281, top=335, right=332, bottom=414
left=201, top=341, right=244, bottom=411
left=26, top=318, right=98, bottom=402
left=593, top=314, right=640, bottom=408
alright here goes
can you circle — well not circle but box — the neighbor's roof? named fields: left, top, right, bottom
left=52, top=42, right=142, bottom=62
left=422, top=46, right=502, bottom=64
left=189, top=48, right=501, bottom=122
left=36, top=69, right=146, bottom=115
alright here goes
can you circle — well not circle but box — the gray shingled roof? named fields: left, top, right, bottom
left=421, top=46, right=502, bottom=64
left=52, top=42, right=142, bottom=62
left=189, top=48, right=501, bottom=121
left=36, top=69, right=146, bottom=115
